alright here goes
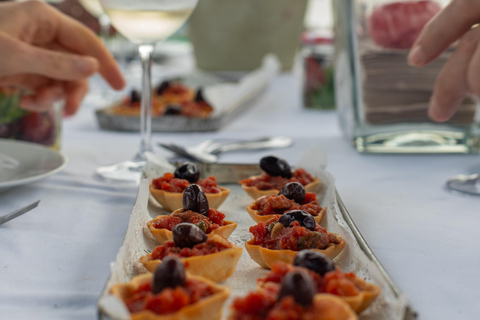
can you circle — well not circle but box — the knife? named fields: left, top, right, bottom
left=0, top=200, right=40, bottom=226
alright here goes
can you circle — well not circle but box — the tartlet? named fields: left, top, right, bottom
left=110, top=273, right=230, bottom=320
left=147, top=208, right=237, bottom=245
left=150, top=185, right=230, bottom=212
left=248, top=204, right=325, bottom=224
left=229, top=288, right=357, bottom=320
left=257, top=262, right=380, bottom=313
left=139, top=235, right=242, bottom=283
left=241, top=176, right=320, bottom=200
left=245, top=237, right=345, bottom=269
left=246, top=214, right=345, bottom=269
left=239, top=156, right=322, bottom=200
left=246, top=192, right=326, bottom=224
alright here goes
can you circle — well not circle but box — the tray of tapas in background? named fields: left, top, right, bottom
left=95, top=56, right=279, bottom=133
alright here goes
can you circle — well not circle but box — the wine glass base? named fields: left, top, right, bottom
left=446, top=174, right=480, bottom=196
left=95, top=160, right=146, bottom=183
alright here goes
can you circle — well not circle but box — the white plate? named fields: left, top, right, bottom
left=0, top=139, right=67, bottom=191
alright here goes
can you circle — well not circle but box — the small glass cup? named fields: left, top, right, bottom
left=0, top=89, right=62, bottom=150
left=302, top=31, right=335, bottom=110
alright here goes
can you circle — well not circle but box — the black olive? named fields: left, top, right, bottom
left=278, top=210, right=316, bottom=231
left=174, top=162, right=200, bottom=183
left=279, top=182, right=305, bottom=204
left=293, top=250, right=336, bottom=276
left=182, top=184, right=209, bottom=217
left=151, top=256, right=186, bottom=294
left=164, top=104, right=182, bottom=115
left=156, top=80, right=170, bottom=95
left=259, top=156, right=292, bottom=179
left=130, top=89, right=141, bottom=103
left=194, top=88, right=206, bottom=103
left=172, top=223, right=208, bottom=248
left=277, top=270, right=315, bottom=307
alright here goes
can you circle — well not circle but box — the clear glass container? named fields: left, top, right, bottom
left=333, top=0, right=480, bottom=153
left=0, top=89, right=62, bottom=150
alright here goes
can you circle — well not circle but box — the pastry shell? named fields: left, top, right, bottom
left=147, top=209, right=237, bottom=245
left=333, top=277, right=381, bottom=313
left=245, top=234, right=346, bottom=269
left=150, top=185, right=230, bottom=212
left=246, top=203, right=326, bottom=224
left=308, top=294, right=359, bottom=320
left=241, top=177, right=321, bottom=200
left=258, top=275, right=380, bottom=314
left=110, top=273, right=230, bottom=320
left=228, top=294, right=357, bottom=320
left=139, top=236, right=242, bottom=283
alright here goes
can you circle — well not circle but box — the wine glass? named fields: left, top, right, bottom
left=95, top=0, right=198, bottom=182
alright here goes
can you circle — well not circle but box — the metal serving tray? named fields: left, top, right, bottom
left=95, top=72, right=265, bottom=133
left=97, top=160, right=417, bottom=320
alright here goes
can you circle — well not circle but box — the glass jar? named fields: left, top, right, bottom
left=302, top=31, right=335, bottom=110
left=333, top=0, right=480, bottom=153
left=0, top=89, right=62, bottom=150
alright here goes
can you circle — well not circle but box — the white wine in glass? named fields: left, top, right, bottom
left=96, top=0, right=198, bottom=182
left=103, top=8, right=194, bottom=43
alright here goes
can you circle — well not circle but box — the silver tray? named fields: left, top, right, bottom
left=95, top=73, right=264, bottom=133
left=97, top=160, right=418, bottom=320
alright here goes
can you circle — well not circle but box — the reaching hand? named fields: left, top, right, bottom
left=0, top=1, right=125, bottom=116
left=408, top=0, right=480, bottom=122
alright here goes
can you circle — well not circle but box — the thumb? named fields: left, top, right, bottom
left=0, top=33, right=99, bottom=81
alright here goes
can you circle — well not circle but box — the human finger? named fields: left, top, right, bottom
left=43, top=3, right=125, bottom=89
left=0, top=33, right=99, bottom=81
left=63, top=79, right=89, bottom=116
left=408, top=0, right=480, bottom=66
left=466, top=32, right=480, bottom=102
left=428, top=27, right=480, bottom=122
left=5, top=1, right=125, bottom=90
left=0, top=74, right=52, bottom=92
left=19, top=85, right=65, bottom=113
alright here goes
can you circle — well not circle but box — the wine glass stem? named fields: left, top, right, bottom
left=99, top=14, right=111, bottom=42
left=136, top=44, right=155, bottom=161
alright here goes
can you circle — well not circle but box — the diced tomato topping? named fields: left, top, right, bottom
left=252, top=193, right=322, bottom=217
left=152, top=173, right=221, bottom=194
left=151, top=237, right=231, bottom=260
left=152, top=208, right=227, bottom=233
left=322, top=270, right=360, bottom=297
left=258, top=263, right=363, bottom=299
left=240, top=168, right=315, bottom=191
left=124, top=278, right=212, bottom=316
left=153, top=216, right=183, bottom=230
left=249, top=217, right=334, bottom=251
left=232, top=291, right=277, bottom=320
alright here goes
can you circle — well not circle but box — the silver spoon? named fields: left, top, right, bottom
left=158, top=136, right=293, bottom=163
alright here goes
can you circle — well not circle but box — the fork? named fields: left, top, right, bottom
left=158, top=136, right=293, bottom=163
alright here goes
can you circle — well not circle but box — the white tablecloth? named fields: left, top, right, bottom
left=1, top=57, right=479, bottom=320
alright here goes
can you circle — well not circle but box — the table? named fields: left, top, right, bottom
left=1, top=56, right=479, bottom=320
